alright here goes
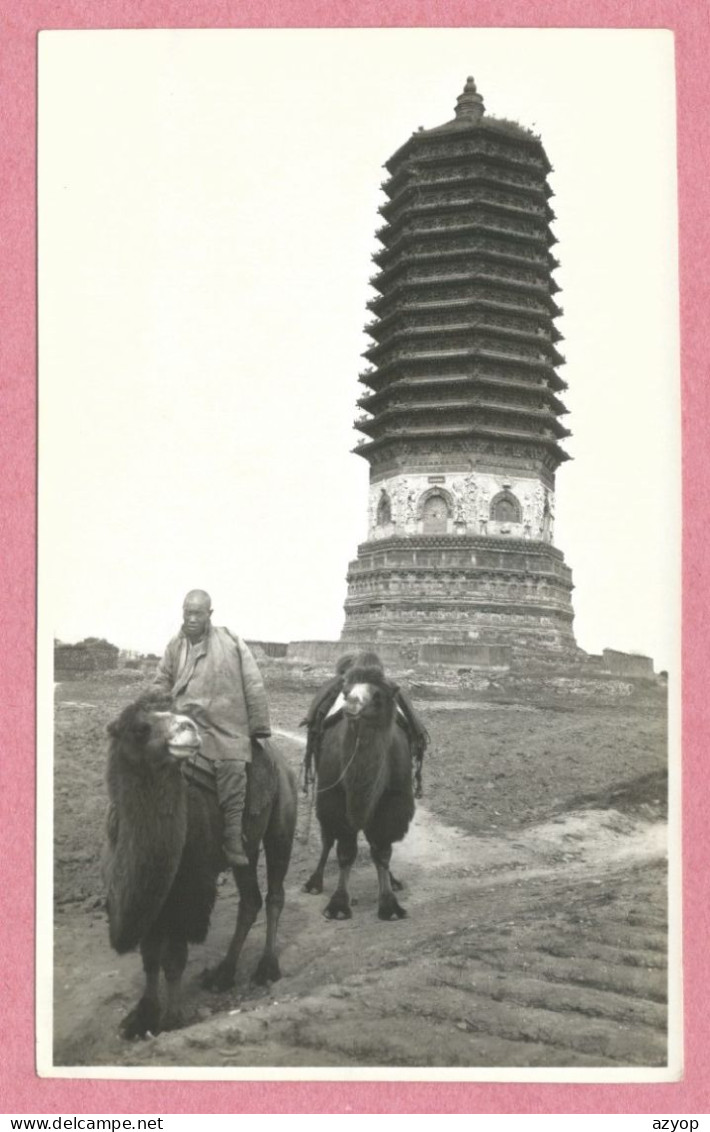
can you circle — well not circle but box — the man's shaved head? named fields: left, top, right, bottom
left=183, top=589, right=212, bottom=611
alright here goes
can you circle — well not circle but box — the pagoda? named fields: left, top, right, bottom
left=340, top=77, right=578, bottom=658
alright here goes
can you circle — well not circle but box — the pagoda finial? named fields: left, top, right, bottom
left=454, top=75, right=484, bottom=122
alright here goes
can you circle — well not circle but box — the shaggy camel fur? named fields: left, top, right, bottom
left=104, top=694, right=297, bottom=1038
left=303, top=661, right=415, bottom=921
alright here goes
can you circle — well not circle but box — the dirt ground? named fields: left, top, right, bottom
left=52, top=670, right=669, bottom=1071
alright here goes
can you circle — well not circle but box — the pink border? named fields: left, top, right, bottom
left=5, top=0, right=708, bottom=1114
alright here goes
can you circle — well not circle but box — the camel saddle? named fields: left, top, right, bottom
left=180, top=749, right=218, bottom=795
left=180, top=739, right=277, bottom=816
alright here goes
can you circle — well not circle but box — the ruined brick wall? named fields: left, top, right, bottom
left=602, top=650, right=654, bottom=677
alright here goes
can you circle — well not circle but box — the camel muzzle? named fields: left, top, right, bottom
left=164, top=714, right=202, bottom=759
left=343, top=683, right=372, bottom=718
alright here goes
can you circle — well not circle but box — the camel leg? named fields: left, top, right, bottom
left=120, top=929, right=163, bottom=1039
left=202, top=856, right=263, bottom=992
left=324, top=830, right=358, bottom=920
left=303, top=827, right=335, bottom=894
left=370, top=841, right=407, bottom=921
left=255, top=829, right=293, bottom=985
left=161, top=936, right=188, bottom=1031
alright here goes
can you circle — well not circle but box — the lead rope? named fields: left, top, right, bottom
left=296, top=760, right=314, bottom=845
left=301, top=773, right=316, bottom=845
left=298, top=729, right=362, bottom=844
left=316, top=729, right=361, bottom=795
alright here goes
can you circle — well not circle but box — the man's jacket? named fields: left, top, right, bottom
left=153, top=625, right=271, bottom=762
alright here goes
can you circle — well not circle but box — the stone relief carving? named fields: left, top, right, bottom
left=368, top=472, right=553, bottom=541
left=377, top=489, right=392, bottom=526
left=368, top=489, right=379, bottom=535
left=478, top=486, right=490, bottom=535
left=527, top=484, right=555, bottom=541
left=543, top=487, right=555, bottom=542
left=451, top=484, right=466, bottom=524
left=464, top=473, right=478, bottom=514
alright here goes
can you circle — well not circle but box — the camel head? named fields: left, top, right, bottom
left=342, top=664, right=399, bottom=727
left=107, top=695, right=201, bottom=769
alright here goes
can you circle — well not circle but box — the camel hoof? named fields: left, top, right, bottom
left=120, top=999, right=161, bottom=1040
left=254, top=954, right=282, bottom=985
left=303, top=875, right=324, bottom=894
left=378, top=895, right=408, bottom=921
left=324, top=898, right=352, bottom=920
left=201, top=963, right=236, bottom=992
left=161, top=1009, right=185, bottom=1032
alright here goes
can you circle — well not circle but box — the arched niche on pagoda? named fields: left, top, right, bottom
left=418, top=486, right=454, bottom=535
left=489, top=489, right=524, bottom=537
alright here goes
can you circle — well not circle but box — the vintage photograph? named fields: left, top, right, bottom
left=38, top=28, right=680, bottom=1076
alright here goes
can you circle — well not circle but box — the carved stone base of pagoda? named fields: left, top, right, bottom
left=340, top=534, right=578, bottom=659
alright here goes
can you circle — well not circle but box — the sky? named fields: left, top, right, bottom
left=38, top=28, right=680, bottom=670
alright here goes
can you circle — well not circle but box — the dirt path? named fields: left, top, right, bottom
left=53, top=732, right=668, bottom=1071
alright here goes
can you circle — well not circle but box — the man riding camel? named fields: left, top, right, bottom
left=153, top=589, right=271, bottom=869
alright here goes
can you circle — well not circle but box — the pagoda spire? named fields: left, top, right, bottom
left=454, top=75, right=485, bottom=122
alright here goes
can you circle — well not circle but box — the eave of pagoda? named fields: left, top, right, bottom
left=353, top=425, right=570, bottom=465
left=367, top=279, right=562, bottom=320
left=355, top=401, right=571, bottom=442
left=375, top=194, right=556, bottom=245
left=379, top=177, right=554, bottom=231
left=371, top=225, right=554, bottom=271
left=360, top=343, right=564, bottom=382
left=382, top=162, right=547, bottom=204
left=382, top=135, right=552, bottom=201
left=369, top=247, right=560, bottom=296
left=384, top=118, right=552, bottom=177
left=359, top=358, right=568, bottom=396
left=363, top=324, right=565, bottom=367
left=365, top=300, right=563, bottom=343
left=372, top=218, right=556, bottom=265
left=358, top=374, right=569, bottom=417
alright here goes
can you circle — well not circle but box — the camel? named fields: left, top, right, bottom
left=103, top=694, right=297, bottom=1039
left=303, top=658, right=415, bottom=920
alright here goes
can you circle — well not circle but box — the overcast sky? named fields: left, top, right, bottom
left=38, top=28, right=680, bottom=670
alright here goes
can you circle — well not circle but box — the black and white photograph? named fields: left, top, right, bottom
left=38, top=28, right=680, bottom=1077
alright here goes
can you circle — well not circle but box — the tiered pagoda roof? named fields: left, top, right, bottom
left=355, top=76, right=569, bottom=471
